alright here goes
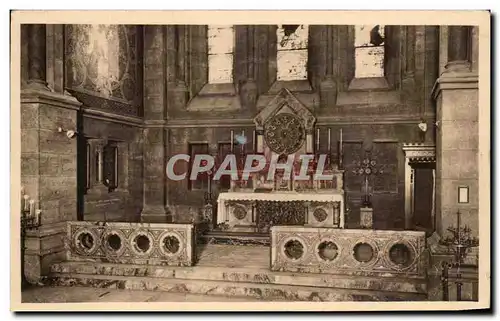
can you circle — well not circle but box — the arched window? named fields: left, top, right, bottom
left=276, top=25, right=309, bottom=81
left=354, top=25, right=385, bottom=78
left=207, top=25, right=235, bottom=84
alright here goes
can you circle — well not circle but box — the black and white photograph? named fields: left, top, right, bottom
left=9, top=10, right=491, bottom=311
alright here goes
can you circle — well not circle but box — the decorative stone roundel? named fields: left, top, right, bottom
left=317, top=241, right=339, bottom=261
left=106, top=233, right=122, bottom=252
left=132, top=234, right=151, bottom=254
left=389, top=243, right=413, bottom=268
left=163, top=235, right=181, bottom=254
left=284, top=239, right=304, bottom=260
left=353, top=242, right=375, bottom=263
left=233, top=206, right=247, bottom=220
left=76, top=232, right=95, bottom=253
left=313, top=208, right=328, bottom=222
left=264, top=113, right=305, bottom=155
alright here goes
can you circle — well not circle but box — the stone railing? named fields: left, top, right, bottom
left=66, top=221, right=195, bottom=266
left=271, top=226, right=427, bottom=278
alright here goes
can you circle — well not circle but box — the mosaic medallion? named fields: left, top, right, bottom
left=76, top=232, right=95, bottom=253
left=317, top=241, right=339, bottom=261
left=163, top=235, right=181, bottom=254
left=264, top=113, right=305, bottom=154
left=353, top=242, right=375, bottom=263
left=389, top=243, right=413, bottom=268
left=232, top=206, right=247, bottom=220
left=106, top=233, right=122, bottom=252
left=313, top=208, right=328, bottom=222
left=284, top=239, right=304, bottom=260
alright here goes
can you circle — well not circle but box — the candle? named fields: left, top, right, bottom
left=23, top=195, right=29, bottom=211
left=29, top=199, right=35, bottom=217
left=253, top=130, right=256, bottom=153
left=35, top=209, right=41, bottom=225
left=208, top=171, right=212, bottom=194
left=328, top=128, right=331, bottom=153
left=340, top=128, right=343, bottom=150
left=241, top=130, right=245, bottom=152
left=316, top=128, right=320, bottom=151
left=230, top=130, right=234, bottom=153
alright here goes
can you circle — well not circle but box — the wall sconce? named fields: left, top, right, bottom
left=57, top=127, right=77, bottom=139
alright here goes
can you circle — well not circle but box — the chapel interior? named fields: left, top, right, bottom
left=20, top=24, right=480, bottom=302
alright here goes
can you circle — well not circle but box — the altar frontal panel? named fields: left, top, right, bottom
left=271, top=226, right=426, bottom=278
left=66, top=221, right=195, bottom=266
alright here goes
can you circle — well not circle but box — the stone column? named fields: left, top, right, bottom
left=27, top=24, right=48, bottom=89
left=21, top=23, right=82, bottom=284
left=320, top=25, right=337, bottom=108
left=174, top=25, right=189, bottom=108
left=445, top=26, right=471, bottom=72
left=141, top=26, right=171, bottom=223
left=240, top=26, right=257, bottom=111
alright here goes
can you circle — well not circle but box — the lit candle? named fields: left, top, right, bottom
left=23, top=195, right=29, bottom=211
left=230, top=130, right=234, bottom=153
left=29, top=199, right=35, bottom=217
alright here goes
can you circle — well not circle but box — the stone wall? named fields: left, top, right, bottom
left=162, top=25, right=439, bottom=228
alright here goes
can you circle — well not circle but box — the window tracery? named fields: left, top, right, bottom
left=276, top=25, right=309, bottom=81
left=354, top=25, right=385, bottom=78
left=207, top=25, right=235, bottom=84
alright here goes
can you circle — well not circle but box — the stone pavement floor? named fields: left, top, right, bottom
left=22, top=285, right=263, bottom=303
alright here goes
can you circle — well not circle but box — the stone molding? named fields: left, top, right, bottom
left=431, top=73, right=479, bottom=100
left=21, top=89, right=82, bottom=110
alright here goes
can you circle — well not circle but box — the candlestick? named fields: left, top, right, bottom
left=230, top=130, right=234, bottom=153
left=23, top=195, right=29, bottom=211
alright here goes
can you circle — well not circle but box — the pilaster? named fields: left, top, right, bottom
left=141, top=26, right=170, bottom=222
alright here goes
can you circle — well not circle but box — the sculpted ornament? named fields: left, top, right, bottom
left=264, top=113, right=305, bottom=155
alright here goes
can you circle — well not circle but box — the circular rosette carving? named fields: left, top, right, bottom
left=129, top=230, right=154, bottom=256
left=352, top=241, right=378, bottom=266
left=313, top=208, right=328, bottom=222
left=316, top=240, right=339, bottom=262
left=102, top=230, right=126, bottom=256
left=232, top=205, right=247, bottom=220
left=73, top=228, right=99, bottom=256
left=158, top=232, right=184, bottom=257
left=384, top=241, right=417, bottom=271
left=264, top=113, right=305, bottom=154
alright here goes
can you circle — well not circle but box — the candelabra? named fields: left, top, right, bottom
left=352, top=157, right=384, bottom=207
left=20, top=188, right=42, bottom=289
left=439, top=210, right=479, bottom=301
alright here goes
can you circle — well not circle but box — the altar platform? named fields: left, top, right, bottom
left=48, top=244, right=428, bottom=302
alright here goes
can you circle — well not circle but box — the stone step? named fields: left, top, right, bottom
left=50, top=261, right=427, bottom=297
left=47, top=271, right=427, bottom=302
